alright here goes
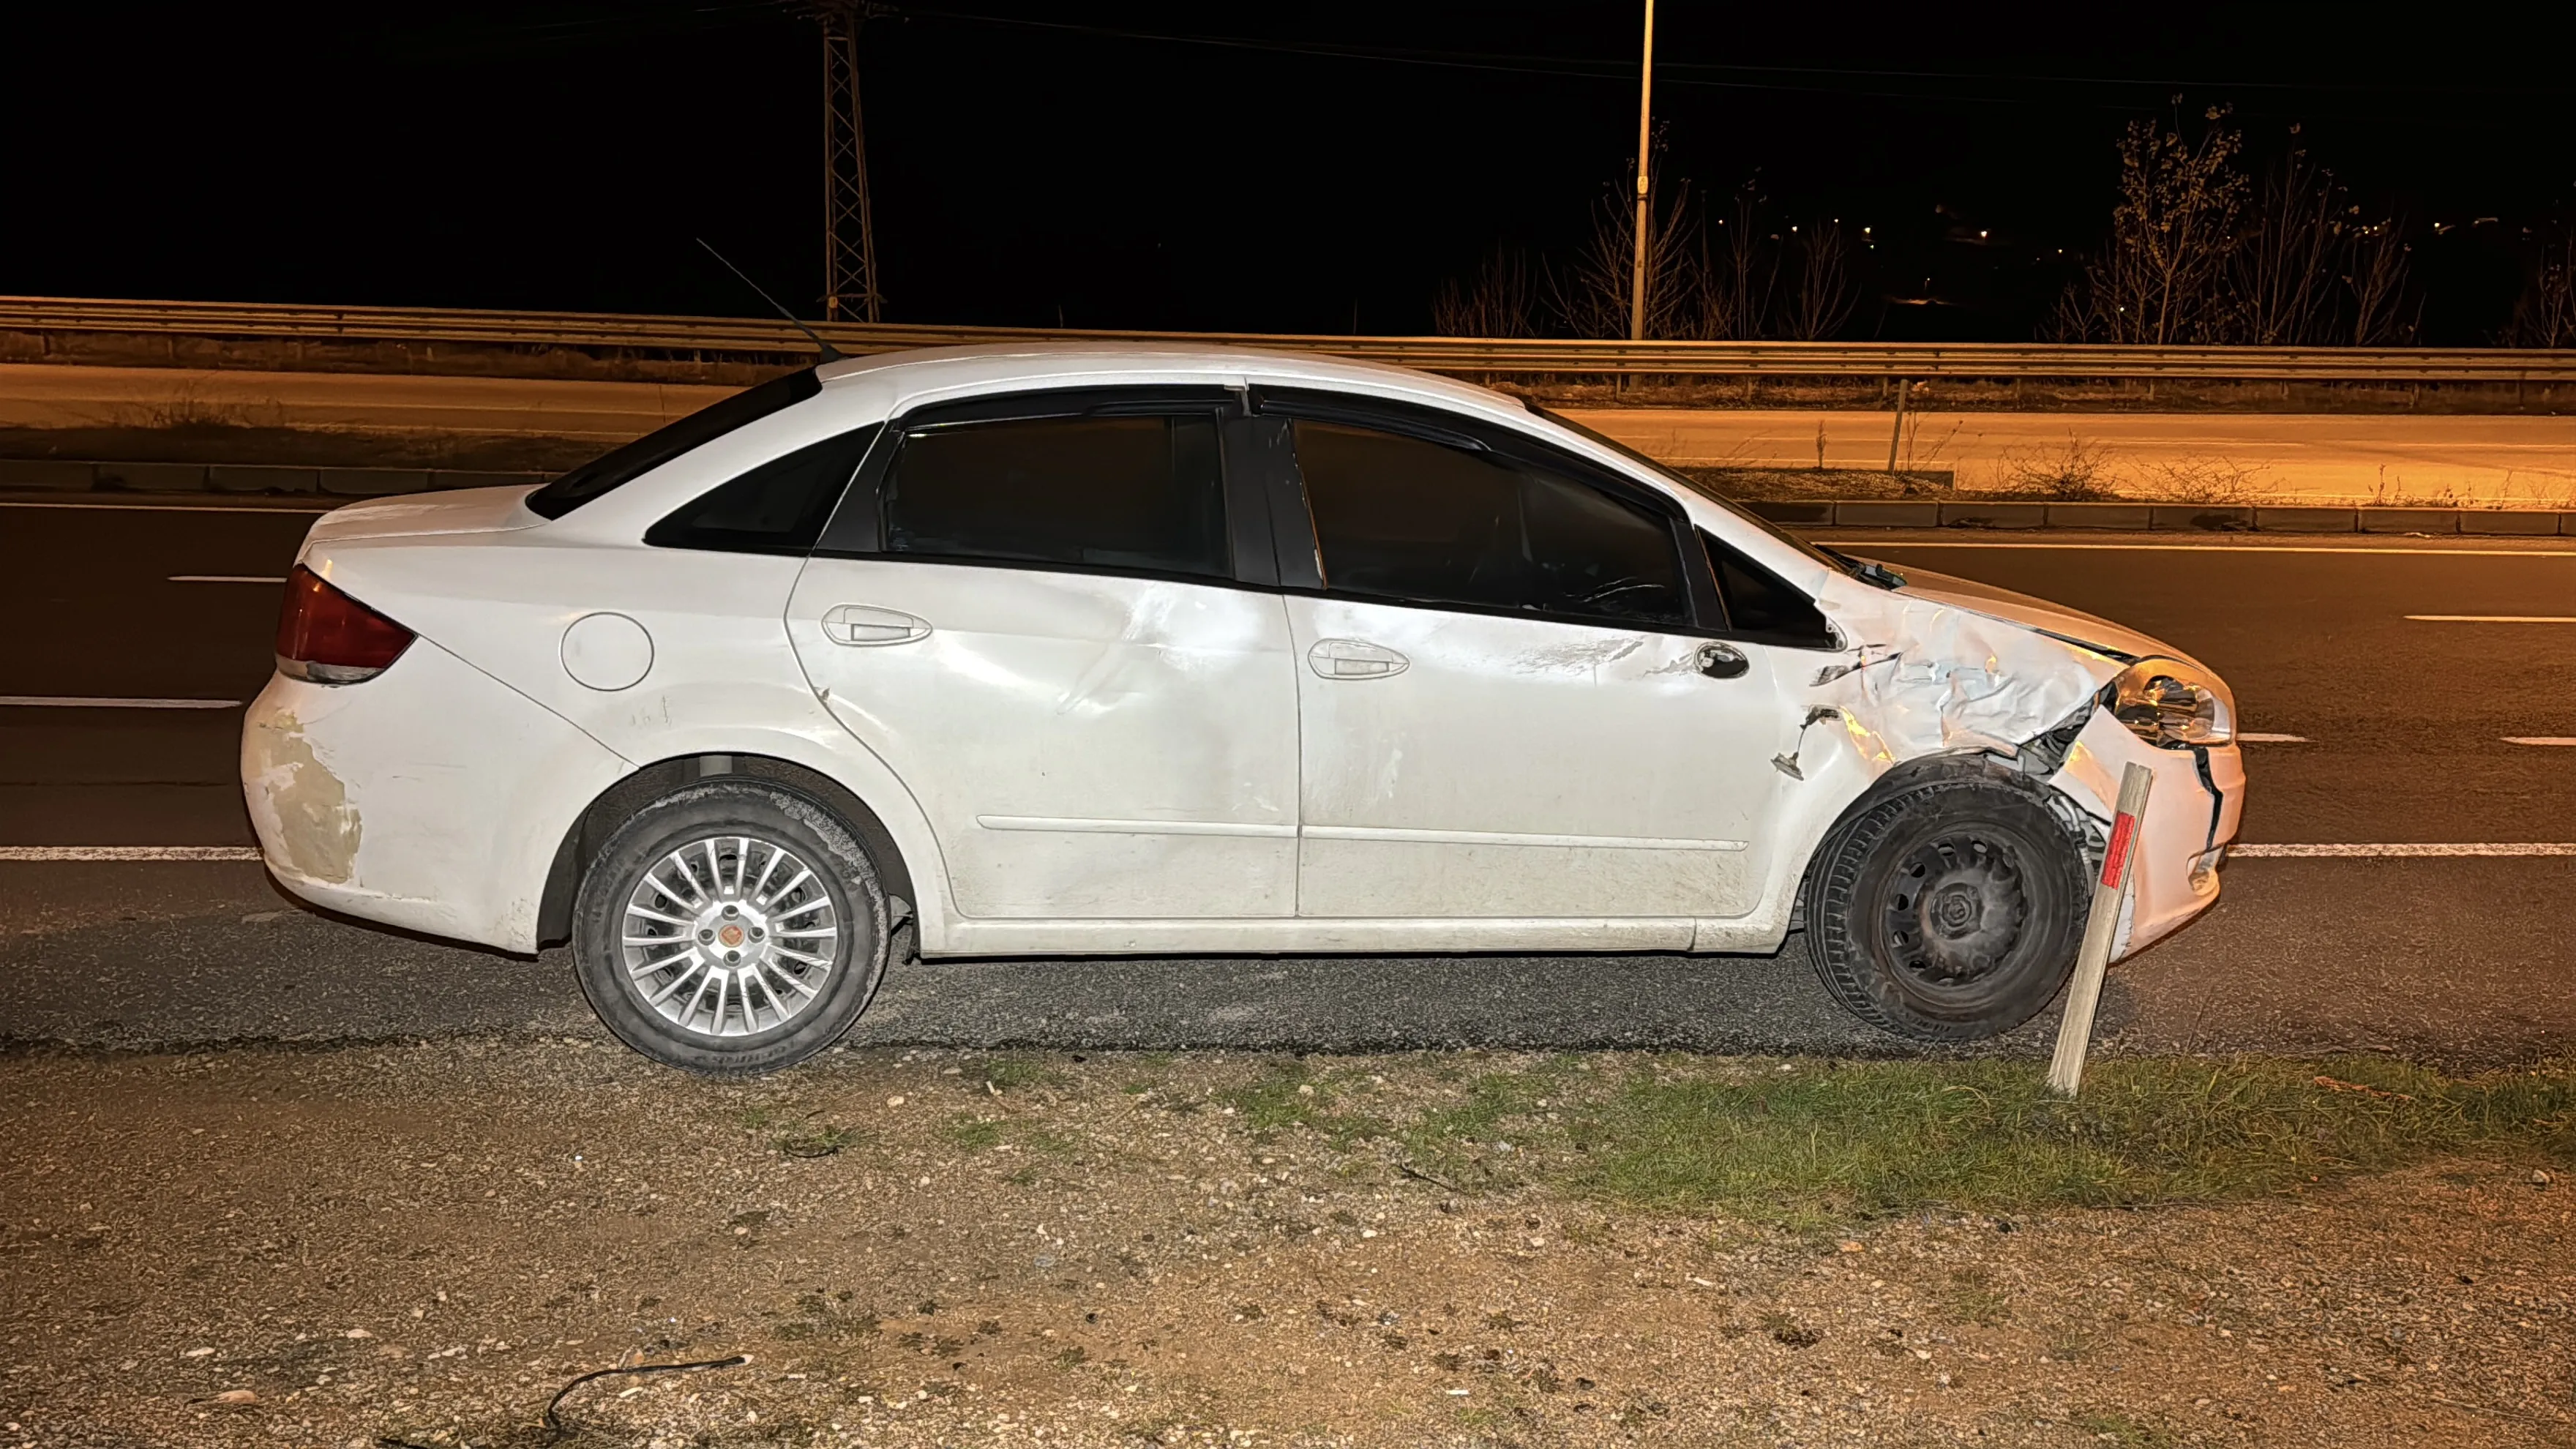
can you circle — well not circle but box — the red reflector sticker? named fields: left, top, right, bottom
left=2102, top=813, right=2139, bottom=889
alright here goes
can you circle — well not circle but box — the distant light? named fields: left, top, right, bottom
left=1979, top=230, right=1988, bottom=239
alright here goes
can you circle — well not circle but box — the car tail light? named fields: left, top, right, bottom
left=276, top=565, right=414, bottom=684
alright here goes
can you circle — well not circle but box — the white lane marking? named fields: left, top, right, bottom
left=0, top=846, right=262, bottom=861
left=2504, top=737, right=2576, bottom=746
left=2236, top=733, right=2309, bottom=743
left=1816, top=541, right=2576, bottom=556
left=2232, top=842, right=2576, bottom=858
left=0, top=500, right=334, bottom=514
left=0, top=695, right=242, bottom=709
left=170, top=574, right=288, bottom=584
left=2405, top=614, right=2576, bottom=623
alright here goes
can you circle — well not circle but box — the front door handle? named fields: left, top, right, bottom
left=1308, top=637, right=1409, bottom=680
left=821, top=604, right=932, bottom=646
left=1698, top=642, right=1750, bottom=679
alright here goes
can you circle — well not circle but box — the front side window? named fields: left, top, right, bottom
left=1292, top=420, right=1687, bottom=627
left=1702, top=529, right=1838, bottom=648
left=881, top=414, right=1230, bottom=579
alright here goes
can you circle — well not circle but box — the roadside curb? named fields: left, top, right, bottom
left=1743, top=498, right=2576, bottom=535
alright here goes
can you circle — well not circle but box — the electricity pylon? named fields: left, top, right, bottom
left=816, top=2, right=885, bottom=323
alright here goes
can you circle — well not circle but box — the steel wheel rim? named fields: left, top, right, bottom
left=618, top=834, right=840, bottom=1039
left=1882, top=831, right=2031, bottom=989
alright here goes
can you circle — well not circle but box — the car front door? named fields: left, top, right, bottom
left=1270, top=398, right=1794, bottom=928
left=785, top=390, right=1300, bottom=921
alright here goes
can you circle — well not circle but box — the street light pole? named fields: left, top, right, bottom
left=1628, top=0, right=1656, bottom=342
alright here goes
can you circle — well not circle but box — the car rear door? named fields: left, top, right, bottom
left=785, top=389, right=1301, bottom=921
left=1268, top=394, right=1795, bottom=929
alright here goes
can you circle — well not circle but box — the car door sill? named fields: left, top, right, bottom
left=1303, top=825, right=1748, bottom=851
left=935, top=916, right=1704, bottom=955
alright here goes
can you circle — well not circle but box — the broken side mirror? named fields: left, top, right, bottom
left=1698, top=642, right=1750, bottom=679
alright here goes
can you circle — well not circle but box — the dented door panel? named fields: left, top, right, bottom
left=787, top=558, right=1301, bottom=920
left=1287, top=594, right=1791, bottom=920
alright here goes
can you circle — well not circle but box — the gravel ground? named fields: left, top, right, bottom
left=1, top=1043, right=2569, bottom=1449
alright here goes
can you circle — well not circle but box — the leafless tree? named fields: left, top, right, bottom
left=1702, top=180, right=1781, bottom=340
left=2062, top=108, right=2247, bottom=343
left=2504, top=228, right=2576, bottom=348
left=2231, top=138, right=2343, bottom=345
left=1430, top=247, right=1540, bottom=337
left=2346, top=217, right=2417, bottom=345
left=1778, top=218, right=1857, bottom=341
left=1549, top=168, right=1707, bottom=340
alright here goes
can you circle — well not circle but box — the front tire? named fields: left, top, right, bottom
left=572, top=781, right=888, bottom=1074
left=1804, top=762, right=2091, bottom=1043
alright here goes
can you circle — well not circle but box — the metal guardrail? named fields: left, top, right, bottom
left=7, top=294, right=2576, bottom=383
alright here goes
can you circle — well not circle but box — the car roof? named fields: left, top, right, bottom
left=815, top=341, right=1535, bottom=428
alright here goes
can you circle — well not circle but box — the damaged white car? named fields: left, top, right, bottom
left=243, top=346, right=2244, bottom=1072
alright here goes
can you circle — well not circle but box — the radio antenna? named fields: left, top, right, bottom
left=695, top=237, right=846, bottom=363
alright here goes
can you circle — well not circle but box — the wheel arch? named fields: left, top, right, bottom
left=1792, top=750, right=2103, bottom=926
left=536, top=753, right=919, bottom=948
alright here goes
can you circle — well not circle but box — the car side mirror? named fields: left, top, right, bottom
left=1698, top=642, right=1749, bottom=679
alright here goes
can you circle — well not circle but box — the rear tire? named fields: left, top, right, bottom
left=1804, top=763, right=2090, bottom=1042
left=572, top=781, right=888, bottom=1074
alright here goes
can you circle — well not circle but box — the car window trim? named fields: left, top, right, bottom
left=1276, top=580, right=1745, bottom=642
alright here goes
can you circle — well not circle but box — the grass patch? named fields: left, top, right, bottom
left=1218, top=1064, right=1387, bottom=1146
left=946, top=1115, right=1006, bottom=1152
left=973, top=1056, right=1055, bottom=1091
left=943, top=1112, right=1077, bottom=1159
left=1399, top=1063, right=1581, bottom=1186
left=1565, top=1057, right=2576, bottom=1223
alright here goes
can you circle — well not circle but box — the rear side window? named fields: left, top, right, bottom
left=645, top=424, right=880, bottom=554
left=1292, top=420, right=1687, bottom=628
left=1702, top=529, right=1838, bottom=648
left=882, top=414, right=1230, bottom=579
left=525, top=368, right=821, bottom=520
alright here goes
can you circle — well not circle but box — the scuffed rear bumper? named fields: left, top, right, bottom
left=241, top=638, right=632, bottom=953
left=2048, top=708, right=2244, bottom=961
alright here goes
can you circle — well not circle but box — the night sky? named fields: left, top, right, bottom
left=10, top=3, right=2573, bottom=342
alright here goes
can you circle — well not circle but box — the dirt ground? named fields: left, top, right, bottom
left=1, top=1042, right=2569, bottom=1449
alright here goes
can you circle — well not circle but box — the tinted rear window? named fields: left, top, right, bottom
left=524, top=368, right=821, bottom=520
left=645, top=424, right=880, bottom=555
left=882, top=414, right=1230, bottom=579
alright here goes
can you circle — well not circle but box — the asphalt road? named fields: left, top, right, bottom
left=4, top=498, right=2572, bottom=1065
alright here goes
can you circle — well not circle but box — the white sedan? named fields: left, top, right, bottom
left=242, top=345, right=2243, bottom=1072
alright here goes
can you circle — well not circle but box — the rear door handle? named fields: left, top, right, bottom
left=1307, top=637, right=1409, bottom=680
left=822, top=604, right=932, bottom=646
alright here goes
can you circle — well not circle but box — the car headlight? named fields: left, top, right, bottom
left=2110, top=658, right=2234, bottom=748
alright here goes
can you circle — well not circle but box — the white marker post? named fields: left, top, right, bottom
left=2047, top=762, right=2154, bottom=1098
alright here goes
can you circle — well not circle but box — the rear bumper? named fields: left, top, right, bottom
left=2049, top=709, right=2244, bottom=961
left=240, top=639, right=631, bottom=953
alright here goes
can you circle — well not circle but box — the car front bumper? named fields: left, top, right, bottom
left=2050, top=707, right=2244, bottom=961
